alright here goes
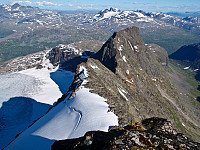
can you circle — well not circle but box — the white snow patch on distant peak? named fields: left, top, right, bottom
left=94, top=11, right=120, bottom=20
left=134, top=12, right=146, bottom=18
left=136, top=18, right=153, bottom=22
left=122, top=11, right=133, bottom=17
left=118, top=88, right=128, bottom=101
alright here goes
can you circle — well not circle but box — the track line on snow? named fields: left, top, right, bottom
left=69, top=107, right=82, bottom=131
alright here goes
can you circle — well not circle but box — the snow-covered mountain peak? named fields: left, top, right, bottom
left=93, top=8, right=155, bottom=23
left=94, top=7, right=121, bottom=20
left=100, top=7, right=121, bottom=14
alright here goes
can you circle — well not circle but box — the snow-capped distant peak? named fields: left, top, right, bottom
left=100, top=7, right=120, bottom=13
left=94, top=7, right=121, bottom=20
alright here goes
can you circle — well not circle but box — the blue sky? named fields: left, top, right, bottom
left=1, top=0, right=200, bottom=12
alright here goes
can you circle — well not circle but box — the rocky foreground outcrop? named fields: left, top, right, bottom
left=52, top=117, right=200, bottom=150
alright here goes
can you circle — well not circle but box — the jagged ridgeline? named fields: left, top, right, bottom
left=3, top=26, right=200, bottom=150
left=60, top=26, right=199, bottom=141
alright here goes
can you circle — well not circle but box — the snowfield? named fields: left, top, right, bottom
left=5, top=67, right=118, bottom=150
left=19, top=67, right=75, bottom=105
left=0, top=66, right=75, bottom=149
left=1, top=53, right=118, bottom=150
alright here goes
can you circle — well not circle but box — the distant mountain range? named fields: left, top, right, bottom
left=167, top=11, right=200, bottom=17
left=1, top=4, right=200, bottom=62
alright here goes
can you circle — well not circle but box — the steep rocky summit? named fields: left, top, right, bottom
left=52, top=26, right=200, bottom=142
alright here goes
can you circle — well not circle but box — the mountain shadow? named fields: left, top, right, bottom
left=195, top=71, right=200, bottom=81
left=0, top=97, right=51, bottom=149
left=61, top=56, right=88, bottom=72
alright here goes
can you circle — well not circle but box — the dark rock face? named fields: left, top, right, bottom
left=169, top=43, right=200, bottom=69
left=169, top=43, right=200, bottom=62
left=95, top=33, right=118, bottom=73
left=51, top=117, right=200, bottom=150
left=95, top=27, right=145, bottom=73
left=47, top=46, right=79, bottom=66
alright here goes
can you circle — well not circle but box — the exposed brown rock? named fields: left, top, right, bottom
left=51, top=117, right=200, bottom=150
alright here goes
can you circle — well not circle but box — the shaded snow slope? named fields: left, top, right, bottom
left=5, top=69, right=118, bottom=150
left=0, top=97, right=51, bottom=149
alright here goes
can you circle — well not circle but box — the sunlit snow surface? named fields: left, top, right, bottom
left=0, top=68, right=74, bottom=107
left=4, top=67, right=118, bottom=150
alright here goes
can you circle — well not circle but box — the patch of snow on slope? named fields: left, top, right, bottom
left=0, top=73, right=40, bottom=107
left=118, top=88, right=128, bottom=101
left=50, top=70, right=75, bottom=94
left=128, top=40, right=134, bottom=51
left=183, top=66, right=190, bottom=70
left=122, top=56, right=127, bottom=62
left=6, top=85, right=118, bottom=150
left=91, top=65, right=100, bottom=70
left=118, top=45, right=123, bottom=51
left=126, top=70, right=129, bottom=74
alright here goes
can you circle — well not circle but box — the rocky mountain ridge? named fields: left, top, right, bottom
left=0, top=40, right=103, bottom=74
left=1, top=26, right=200, bottom=149
left=52, top=117, right=200, bottom=150
left=57, top=26, right=200, bottom=141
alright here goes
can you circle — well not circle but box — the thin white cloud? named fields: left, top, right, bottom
left=76, top=6, right=82, bottom=9
left=35, top=1, right=63, bottom=6
left=68, top=4, right=73, bottom=7
left=12, top=1, right=63, bottom=7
